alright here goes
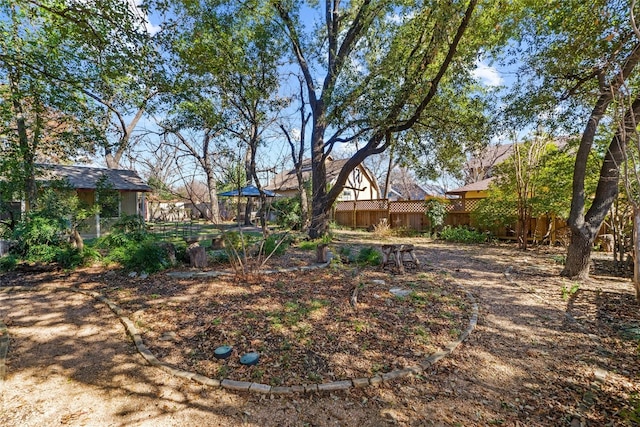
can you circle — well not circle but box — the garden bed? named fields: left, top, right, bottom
left=99, top=262, right=471, bottom=387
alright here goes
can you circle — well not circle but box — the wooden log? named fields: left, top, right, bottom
left=399, top=244, right=420, bottom=268
left=381, top=245, right=395, bottom=270
left=394, top=245, right=404, bottom=274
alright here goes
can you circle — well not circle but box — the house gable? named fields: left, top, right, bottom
left=267, top=157, right=380, bottom=200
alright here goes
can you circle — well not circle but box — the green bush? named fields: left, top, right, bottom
left=12, top=216, right=64, bottom=257
left=298, top=235, right=331, bottom=251
left=271, top=196, right=303, bottom=230
left=439, top=226, right=488, bottom=243
left=103, top=238, right=170, bottom=273
left=55, top=247, right=85, bottom=269
left=339, top=246, right=354, bottom=263
left=263, top=234, right=289, bottom=256
left=0, top=254, right=17, bottom=271
left=424, top=198, right=449, bottom=234
left=298, top=240, right=318, bottom=251
left=209, top=249, right=230, bottom=263
left=25, top=244, right=60, bottom=263
left=357, top=246, right=381, bottom=266
left=99, top=215, right=148, bottom=247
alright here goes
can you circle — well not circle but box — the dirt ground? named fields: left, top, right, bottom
left=1, top=230, right=639, bottom=426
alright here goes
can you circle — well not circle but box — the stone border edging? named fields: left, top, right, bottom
left=0, top=318, right=8, bottom=381
left=0, top=281, right=478, bottom=394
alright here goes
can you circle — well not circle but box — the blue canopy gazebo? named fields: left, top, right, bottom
left=218, top=185, right=276, bottom=225
left=218, top=185, right=276, bottom=198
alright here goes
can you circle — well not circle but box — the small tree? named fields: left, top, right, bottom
left=11, top=180, right=96, bottom=265
left=424, top=198, right=449, bottom=236
left=473, top=137, right=593, bottom=248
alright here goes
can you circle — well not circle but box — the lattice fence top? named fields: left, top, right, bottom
left=447, top=199, right=464, bottom=211
left=446, top=198, right=482, bottom=212
left=334, top=199, right=389, bottom=211
left=465, top=199, right=481, bottom=211
left=389, top=200, right=425, bottom=213
left=335, top=198, right=488, bottom=214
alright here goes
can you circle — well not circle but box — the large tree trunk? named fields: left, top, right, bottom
left=308, top=161, right=329, bottom=239
left=633, top=206, right=640, bottom=300
left=8, top=70, right=37, bottom=211
left=308, top=110, right=329, bottom=239
left=564, top=229, right=593, bottom=280
left=563, top=97, right=640, bottom=277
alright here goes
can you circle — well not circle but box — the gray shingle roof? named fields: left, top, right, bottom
left=37, top=164, right=151, bottom=192
left=446, top=177, right=494, bottom=195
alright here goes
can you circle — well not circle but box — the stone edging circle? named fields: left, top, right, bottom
left=0, top=317, right=8, bottom=381
left=0, top=279, right=478, bottom=394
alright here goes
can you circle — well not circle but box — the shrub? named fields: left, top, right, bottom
left=372, top=219, right=392, bottom=238
left=12, top=215, right=64, bottom=257
left=439, top=226, right=488, bottom=243
left=107, top=214, right=148, bottom=243
left=104, top=238, right=170, bottom=273
left=209, top=249, right=230, bottom=263
left=55, top=247, right=85, bottom=269
left=25, top=244, right=60, bottom=263
left=338, top=246, right=354, bottom=263
left=424, top=198, right=449, bottom=234
left=357, top=246, right=381, bottom=266
left=0, top=254, right=17, bottom=271
left=263, top=234, right=289, bottom=256
left=298, top=240, right=318, bottom=251
left=271, top=196, right=303, bottom=230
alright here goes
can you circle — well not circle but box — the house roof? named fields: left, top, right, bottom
left=266, top=158, right=380, bottom=194
left=466, top=144, right=513, bottom=174
left=388, top=182, right=439, bottom=200
left=446, top=177, right=494, bottom=195
left=38, top=164, right=151, bottom=192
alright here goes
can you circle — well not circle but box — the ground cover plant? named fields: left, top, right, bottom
left=439, top=226, right=488, bottom=243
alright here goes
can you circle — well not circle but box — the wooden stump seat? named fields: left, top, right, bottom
left=381, top=244, right=420, bottom=274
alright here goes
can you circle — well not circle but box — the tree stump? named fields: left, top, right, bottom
left=316, top=243, right=329, bottom=263
left=211, top=236, right=225, bottom=250
left=188, top=243, right=207, bottom=268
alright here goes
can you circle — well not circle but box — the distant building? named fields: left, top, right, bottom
left=2, top=164, right=151, bottom=238
left=266, top=156, right=380, bottom=201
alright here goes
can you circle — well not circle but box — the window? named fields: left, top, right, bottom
left=96, top=175, right=120, bottom=218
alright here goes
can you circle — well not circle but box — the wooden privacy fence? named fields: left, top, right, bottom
left=335, top=199, right=477, bottom=231
left=333, top=198, right=570, bottom=242
left=334, top=199, right=428, bottom=231
left=334, top=198, right=489, bottom=231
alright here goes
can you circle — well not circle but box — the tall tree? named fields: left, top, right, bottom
left=272, top=0, right=504, bottom=238
left=160, top=1, right=285, bottom=226
left=503, top=0, right=640, bottom=278
left=280, top=76, right=312, bottom=229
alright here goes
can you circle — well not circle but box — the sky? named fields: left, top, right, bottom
left=472, top=60, right=504, bottom=87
